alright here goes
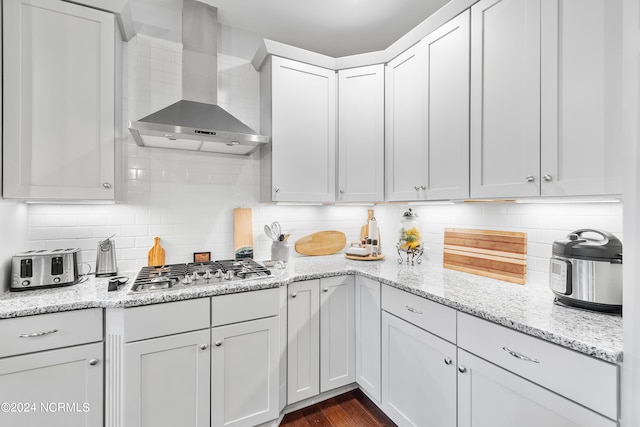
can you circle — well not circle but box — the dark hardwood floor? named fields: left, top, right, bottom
left=280, top=389, right=397, bottom=427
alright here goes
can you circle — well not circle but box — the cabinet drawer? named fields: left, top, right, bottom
left=212, top=288, right=279, bottom=327
left=0, top=308, right=102, bottom=358
left=124, top=298, right=210, bottom=342
left=382, top=285, right=456, bottom=343
left=457, top=312, right=618, bottom=420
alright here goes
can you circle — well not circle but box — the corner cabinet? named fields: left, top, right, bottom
left=337, top=64, right=385, bottom=202
left=386, top=11, right=470, bottom=201
left=287, top=276, right=355, bottom=405
left=3, top=0, right=118, bottom=201
left=470, top=0, right=622, bottom=199
left=260, top=56, right=336, bottom=203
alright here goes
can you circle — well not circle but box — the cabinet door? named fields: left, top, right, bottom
left=3, top=0, right=116, bottom=200
left=540, top=0, right=623, bottom=196
left=470, top=0, right=541, bottom=198
left=124, top=330, right=210, bottom=427
left=287, top=279, right=320, bottom=404
left=338, top=64, right=385, bottom=202
left=320, top=275, right=355, bottom=393
left=382, top=312, right=457, bottom=427
left=0, top=342, right=103, bottom=427
left=355, top=276, right=381, bottom=403
left=385, top=41, right=428, bottom=201
left=424, top=11, right=470, bottom=200
left=211, top=316, right=279, bottom=427
left=457, top=349, right=617, bottom=427
left=271, top=57, right=336, bottom=202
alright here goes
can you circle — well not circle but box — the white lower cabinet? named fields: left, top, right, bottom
left=124, top=330, right=211, bottom=427
left=457, top=349, right=616, bottom=427
left=381, top=311, right=457, bottom=427
left=211, top=316, right=280, bottom=427
left=0, top=342, right=104, bottom=427
left=355, top=276, right=381, bottom=403
left=287, top=276, right=355, bottom=405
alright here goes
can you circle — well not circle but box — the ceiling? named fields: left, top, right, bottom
left=129, top=0, right=451, bottom=58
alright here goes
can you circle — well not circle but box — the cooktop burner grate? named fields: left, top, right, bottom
left=129, top=259, right=271, bottom=293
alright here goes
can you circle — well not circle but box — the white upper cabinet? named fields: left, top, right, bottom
left=423, top=10, right=470, bottom=200
left=470, top=0, right=541, bottom=199
left=386, top=11, right=470, bottom=202
left=3, top=0, right=117, bottom=201
left=385, top=40, right=429, bottom=201
left=471, top=0, right=622, bottom=199
left=261, top=56, right=336, bottom=203
left=338, top=64, right=385, bottom=202
left=540, top=0, right=623, bottom=196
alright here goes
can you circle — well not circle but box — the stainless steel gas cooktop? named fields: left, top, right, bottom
left=129, top=259, right=271, bottom=293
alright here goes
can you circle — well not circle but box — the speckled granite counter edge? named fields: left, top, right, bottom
left=0, top=263, right=622, bottom=364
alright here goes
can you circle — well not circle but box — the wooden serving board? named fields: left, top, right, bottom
left=148, top=236, right=165, bottom=266
left=345, top=254, right=385, bottom=261
left=234, top=207, right=254, bottom=259
left=443, top=228, right=527, bottom=285
left=295, top=231, right=347, bottom=256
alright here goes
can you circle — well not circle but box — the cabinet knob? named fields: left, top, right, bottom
left=274, top=187, right=280, bottom=193
left=291, top=292, right=297, bottom=298
left=89, top=359, right=99, bottom=366
left=420, top=185, right=426, bottom=190
left=458, top=365, right=467, bottom=373
left=323, top=287, right=329, bottom=293
left=215, top=340, right=223, bottom=347
left=200, top=344, right=208, bottom=350
left=525, top=176, right=535, bottom=183
left=339, top=190, right=344, bottom=194
left=543, top=174, right=553, bottom=182
left=102, top=182, right=112, bottom=189
left=444, top=358, right=453, bottom=366
left=414, top=186, right=420, bottom=191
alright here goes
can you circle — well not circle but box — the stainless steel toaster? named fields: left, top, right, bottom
left=11, top=248, right=81, bottom=291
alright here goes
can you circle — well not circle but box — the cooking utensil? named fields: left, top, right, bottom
left=550, top=229, right=622, bottom=313
left=295, top=231, right=347, bottom=256
left=264, top=224, right=278, bottom=241
left=148, top=236, right=166, bottom=266
left=271, top=222, right=281, bottom=239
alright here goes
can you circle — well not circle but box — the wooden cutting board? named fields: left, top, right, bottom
left=295, top=231, right=347, bottom=256
left=234, top=207, right=254, bottom=259
left=148, top=236, right=165, bottom=266
left=443, top=228, right=527, bottom=285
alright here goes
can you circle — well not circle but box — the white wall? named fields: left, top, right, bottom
left=23, top=30, right=623, bottom=291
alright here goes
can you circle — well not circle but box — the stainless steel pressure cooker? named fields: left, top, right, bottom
left=549, top=229, right=622, bottom=313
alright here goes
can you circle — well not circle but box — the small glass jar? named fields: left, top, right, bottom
left=397, top=208, right=423, bottom=265
left=271, top=241, right=289, bottom=263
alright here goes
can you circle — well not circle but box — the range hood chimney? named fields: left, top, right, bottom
left=128, top=0, right=269, bottom=155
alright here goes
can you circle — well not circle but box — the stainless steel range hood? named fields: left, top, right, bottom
left=128, top=0, right=269, bottom=155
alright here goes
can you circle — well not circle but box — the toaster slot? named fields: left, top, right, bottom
left=20, top=259, right=33, bottom=278
left=51, top=256, right=64, bottom=275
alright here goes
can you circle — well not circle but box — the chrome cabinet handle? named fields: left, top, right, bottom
left=323, top=288, right=329, bottom=293
left=102, top=182, right=112, bottom=189
left=542, top=174, right=553, bottom=182
left=215, top=341, right=222, bottom=347
left=405, top=305, right=423, bottom=315
left=414, top=186, right=420, bottom=191
left=525, top=176, right=535, bottom=183
left=274, top=187, right=280, bottom=193
left=291, top=292, right=297, bottom=298
left=89, top=359, right=99, bottom=366
left=339, top=190, right=344, bottom=194
left=502, top=346, right=540, bottom=363
left=19, top=329, right=58, bottom=338
left=444, top=358, right=453, bottom=365
left=458, top=365, right=467, bottom=373
left=200, top=344, right=208, bottom=350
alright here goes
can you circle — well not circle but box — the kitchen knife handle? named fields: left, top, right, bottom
left=19, top=329, right=58, bottom=338
left=502, top=346, right=540, bottom=363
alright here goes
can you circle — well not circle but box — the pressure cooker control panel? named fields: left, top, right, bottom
left=549, top=257, right=572, bottom=295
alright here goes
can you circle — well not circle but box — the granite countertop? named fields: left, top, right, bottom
left=0, top=254, right=623, bottom=363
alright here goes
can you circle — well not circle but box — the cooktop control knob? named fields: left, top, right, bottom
left=182, top=275, right=193, bottom=285
left=224, top=271, right=234, bottom=280
left=214, top=269, right=223, bottom=279
left=202, top=270, right=212, bottom=280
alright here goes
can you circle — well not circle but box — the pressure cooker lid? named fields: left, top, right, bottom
left=552, top=229, right=623, bottom=262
